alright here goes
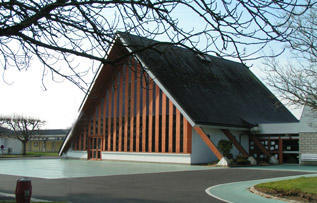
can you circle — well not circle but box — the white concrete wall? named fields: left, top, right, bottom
left=257, top=105, right=317, bottom=135
left=63, top=148, right=87, bottom=159
left=299, top=105, right=317, bottom=133
left=257, top=122, right=300, bottom=134
left=102, top=152, right=191, bottom=164
left=0, top=137, right=23, bottom=154
left=191, top=129, right=216, bottom=164
left=190, top=127, right=249, bottom=164
left=63, top=148, right=190, bottom=163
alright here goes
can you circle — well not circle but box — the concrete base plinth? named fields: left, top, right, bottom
left=216, top=157, right=230, bottom=167
left=269, top=156, right=279, bottom=165
left=248, top=156, right=257, bottom=165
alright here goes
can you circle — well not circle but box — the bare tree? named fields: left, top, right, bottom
left=0, top=0, right=314, bottom=91
left=0, top=115, right=45, bottom=155
left=264, top=1, right=317, bottom=111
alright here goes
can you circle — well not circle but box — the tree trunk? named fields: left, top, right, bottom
left=22, top=141, right=26, bottom=155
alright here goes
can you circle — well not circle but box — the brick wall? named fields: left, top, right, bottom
left=300, top=133, right=317, bottom=154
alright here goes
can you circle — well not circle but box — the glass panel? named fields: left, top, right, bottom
left=93, top=151, right=96, bottom=158
left=98, top=138, right=101, bottom=149
left=98, top=151, right=101, bottom=159
left=93, top=138, right=97, bottom=149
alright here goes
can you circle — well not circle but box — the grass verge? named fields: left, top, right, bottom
left=0, top=152, right=58, bottom=158
left=254, top=177, right=317, bottom=202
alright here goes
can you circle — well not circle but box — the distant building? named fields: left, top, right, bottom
left=27, top=129, right=68, bottom=153
left=0, top=126, right=23, bottom=154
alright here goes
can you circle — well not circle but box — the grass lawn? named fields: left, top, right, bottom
left=0, top=152, right=58, bottom=158
left=255, top=176, right=317, bottom=201
left=26, top=152, right=59, bottom=156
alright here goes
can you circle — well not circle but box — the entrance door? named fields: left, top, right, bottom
left=88, top=137, right=102, bottom=160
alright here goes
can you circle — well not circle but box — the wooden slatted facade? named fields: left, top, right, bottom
left=61, top=33, right=299, bottom=165
left=71, top=56, right=192, bottom=159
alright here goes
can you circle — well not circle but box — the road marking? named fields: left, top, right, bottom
left=205, top=174, right=317, bottom=203
left=205, top=184, right=232, bottom=203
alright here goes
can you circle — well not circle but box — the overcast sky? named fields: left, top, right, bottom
left=0, top=62, right=85, bottom=130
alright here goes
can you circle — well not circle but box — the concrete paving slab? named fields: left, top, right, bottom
left=0, top=158, right=218, bottom=179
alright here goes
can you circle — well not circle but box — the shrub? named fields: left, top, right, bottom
left=235, top=155, right=250, bottom=165
left=218, top=139, right=233, bottom=158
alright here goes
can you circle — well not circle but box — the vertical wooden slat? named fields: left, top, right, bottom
left=98, top=102, right=102, bottom=136
left=279, top=136, right=283, bottom=164
left=136, top=68, right=141, bottom=152
left=93, top=110, right=96, bottom=137
left=142, top=75, right=147, bottom=152
left=161, top=93, right=167, bottom=153
left=148, top=79, right=153, bottom=152
left=83, top=126, right=86, bottom=150
left=74, top=136, right=78, bottom=150
left=118, top=71, right=124, bottom=152
left=268, top=136, right=271, bottom=154
left=176, top=108, right=181, bottom=153
left=124, top=67, right=129, bottom=152
left=168, top=100, right=173, bottom=152
left=183, top=118, right=192, bottom=153
left=113, top=78, right=118, bottom=151
left=88, top=119, right=91, bottom=158
left=107, top=88, right=112, bottom=151
left=103, top=93, right=107, bottom=151
left=88, top=120, right=91, bottom=138
left=130, top=68, right=135, bottom=152
left=155, top=85, right=160, bottom=152
left=78, top=132, right=81, bottom=150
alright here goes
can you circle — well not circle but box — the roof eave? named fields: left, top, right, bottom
left=195, top=122, right=252, bottom=131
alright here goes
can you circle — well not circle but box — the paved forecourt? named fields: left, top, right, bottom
left=0, top=158, right=216, bottom=179
left=0, top=160, right=313, bottom=203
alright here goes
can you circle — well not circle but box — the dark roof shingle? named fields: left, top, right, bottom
left=119, top=32, right=297, bottom=127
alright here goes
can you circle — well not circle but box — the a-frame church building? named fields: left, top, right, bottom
left=59, top=32, right=297, bottom=165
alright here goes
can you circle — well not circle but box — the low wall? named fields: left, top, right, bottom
left=299, top=132, right=317, bottom=165
left=102, top=152, right=191, bottom=164
left=63, top=148, right=191, bottom=164
left=63, top=150, right=87, bottom=159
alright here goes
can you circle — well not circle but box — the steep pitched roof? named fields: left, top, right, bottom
left=59, top=32, right=298, bottom=155
left=37, top=129, right=69, bottom=136
left=0, top=126, right=12, bottom=134
left=118, top=32, right=297, bottom=127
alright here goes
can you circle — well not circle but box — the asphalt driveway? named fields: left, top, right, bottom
left=0, top=168, right=312, bottom=203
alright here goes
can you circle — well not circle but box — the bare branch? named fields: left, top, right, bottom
left=0, top=0, right=314, bottom=90
left=0, top=115, right=45, bottom=155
